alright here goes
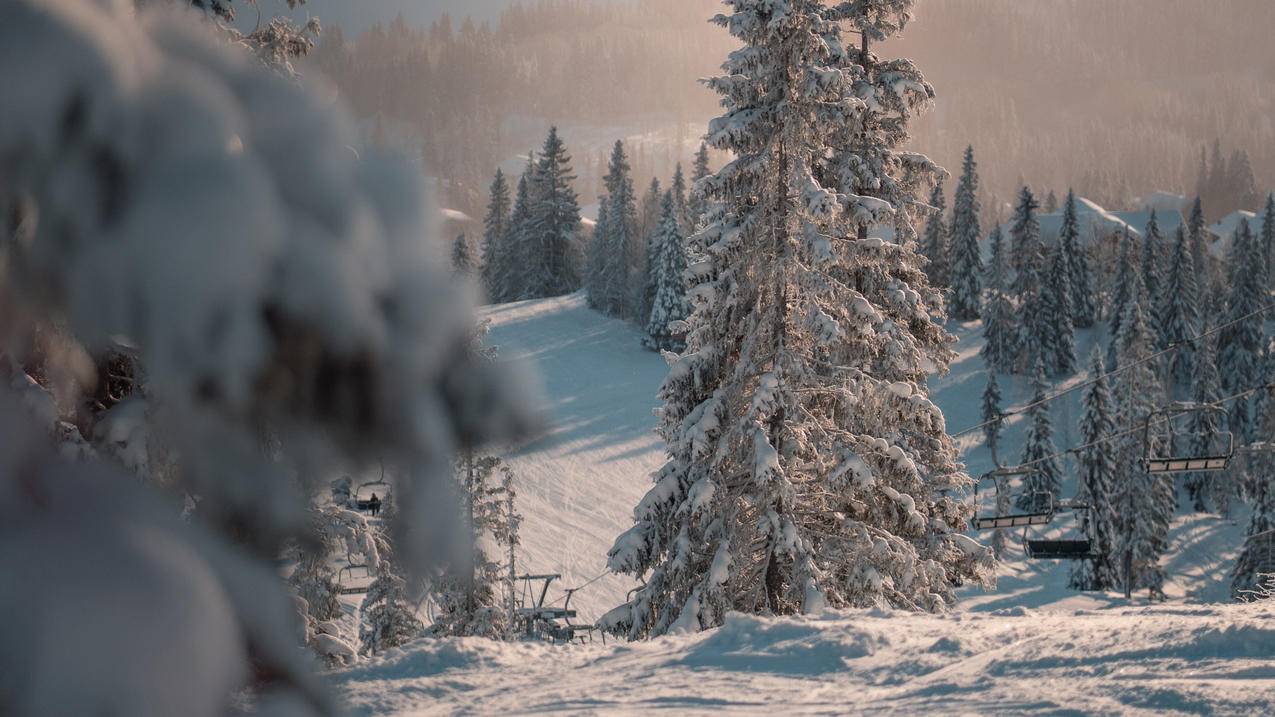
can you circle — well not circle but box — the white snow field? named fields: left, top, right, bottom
left=337, top=294, right=1275, bottom=715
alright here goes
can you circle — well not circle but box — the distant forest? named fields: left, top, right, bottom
left=304, top=0, right=1275, bottom=221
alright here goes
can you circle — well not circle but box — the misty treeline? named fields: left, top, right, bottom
left=305, top=0, right=732, bottom=217
left=305, top=0, right=1273, bottom=223
left=892, top=0, right=1275, bottom=220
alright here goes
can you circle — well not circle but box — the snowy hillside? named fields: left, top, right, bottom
left=335, top=294, right=1268, bottom=713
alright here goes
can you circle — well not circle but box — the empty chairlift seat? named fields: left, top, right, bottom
left=1025, top=539, right=1094, bottom=560
left=1144, top=404, right=1234, bottom=474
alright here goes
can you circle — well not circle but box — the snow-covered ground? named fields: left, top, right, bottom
left=336, top=293, right=1275, bottom=714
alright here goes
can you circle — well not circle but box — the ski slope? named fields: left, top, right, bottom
left=336, top=293, right=1272, bottom=714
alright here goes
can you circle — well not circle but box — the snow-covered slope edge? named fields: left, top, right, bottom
left=338, top=602, right=1275, bottom=715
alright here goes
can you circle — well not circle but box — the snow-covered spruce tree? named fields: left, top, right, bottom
left=1060, top=190, right=1096, bottom=329
left=605, top=0, right=992, bottom=639
left=590, top=140, right=639, bottom=317
left=504, top=156, right=536, bottom=301
left=980, top=371, right=1010, bottom=559
left=1041, top=246, right=1077, bottom=376
left=0, top=2, right=536, bottom=711
left=1107, top=229, right=1138, bottom=369
left=980, top=225, right=1017, bottom=373
left=585, top=197, right=611, bottom=310
left=637, top=177, right=664, bottom=318
left=1185, top=327, right=1224, bottom=512
left=1069, top=349, right=1119, bottom=591
left=1016, top=357, right=1062, bottom=514
left=920, top=180, right=949, bottom=289
left=1140, top=211, right=1167, bottom=343
left=430, top=453, right=520, bottom=639
left=1111, top=293, right=1171, bottom=600
left=358, top=549, right=424, bottom=656
left=1044, top=189, right=1059, bottom=214
left=1009, top=187, right=1045, bottom=372
left=1188, top=196, right=1210, bottom=281
left=643, top=192, right=692, bottom=353
left=1219, top=219, right=1264, bottom=442
left=1232, top=382, right=1275, bottom=597
left=524, top=127, right=581, bottom=299
left=1159, top=226, right=1200, bottom=394
left=480, top=168, right=512, bottom=302
left=946, top=146, right=982, bottom=321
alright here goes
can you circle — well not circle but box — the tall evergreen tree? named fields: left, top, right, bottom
left=1009, top=187, right=1045, bottom=371
left=920, top=180, right=949, bottom=288
left=636, top=177, right=665, bottom=317
left=1219, top=219, right=1264, bottom=442
left=1060, top=190, right=1096, bottom=328
left=980, top=372, right=1009, bottom=558
left=947, top=146, right=983, bottom=321
left=1106, top=229, right=1138, bottom=370
left=590, top=140, right=639, bottom=317
left=504, top=155, right=535, bottom=301
left=1111, top=292, right=1171, bottom=600
left=643, top=192, right=692, bottom=353
left=1159, top=226, right=1200, bottom=393
left=524, top=127, right=582, bottom=298
left=585, top=197, right=613, bottom=311
left=1187, top=196, right=1209, bottom=281
left=480, top=169, right=512, bottom=301
left=1185, top=328, right=1223, bottom=512
left=1262, top=193, right=1275, bottom=288
left=606, top=0, right=991, bottom=639
left=1017, top=357, right=1062, bottom=513
left=1070, top=349, right=1119, bottom=591
left=1141, top=210, right=1167, bottom=340
left=1041, top=246, right=1077, bottom=376
left=980, top=226, right=1016, bottom=373
left=1232, top=366, right=1275, bottom=597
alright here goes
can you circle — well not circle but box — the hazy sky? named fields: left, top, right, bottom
left=248, top=0, right=517, bottom=35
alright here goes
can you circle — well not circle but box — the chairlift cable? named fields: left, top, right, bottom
left=952, top=299, right=1275, bottom=439
left=1006, top=381, right=1274, bottom=474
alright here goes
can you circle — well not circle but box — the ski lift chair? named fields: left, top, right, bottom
left=1023, top=502, right=1095, bottom=560
left=1144, top=404, right=1234, bottom=474
left=338, top=562, right=374, bottom=595
left=355, top=479, right=392, bottom=512
left=970, top=467, right=1057, bottom=530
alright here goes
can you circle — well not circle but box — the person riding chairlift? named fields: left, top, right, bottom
left=368, top=493, right=382, bottom=517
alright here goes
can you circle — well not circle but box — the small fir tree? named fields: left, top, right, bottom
left=1069, top=349, right=1119, bottom=591
left=1017, top=357, right=1063, bottom=513
left=947, top=146, right=983, bottom=321
left=643, top=192, right=692, bottom=353
left=980, top=226, right=1017, bottom=373
left=1060, top=190, right=1096, bottom=328
left=480, top=169, right=512, bottom=301
left=920, top=180, right=949, bottom=288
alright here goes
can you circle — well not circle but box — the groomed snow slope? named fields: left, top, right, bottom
left=337, top=294, right=1273, bottom=714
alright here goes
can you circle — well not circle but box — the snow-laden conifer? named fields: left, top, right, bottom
left=688, top=142, right=712, bottom=230
left=1017, top=357, right=1062, bottom=513
left=1219, top=219, right=1264, bottom=442
left=1185, top=328, right=1224, bottom=512
left=524, top=127, right=582, bottom=298
left=1069, top=349, right=1119, bottom=591
left=505, top=158, right=536, bottom=301
left=1159, top=226, right=1200, bottom=393
left=980, top=226, right=1017, bottom=373
left=1141, top=211, right=1167, bottom=342
left=1060, top=190, right=1096, bottom=328
left=589, top=141, right=639, bottom=317
left=1009, top=187, right=1044, bottom=371
left=920, top=180, right=949, bottom=288
left=1107, top=230, right=1138, bottom=369
left=981, top=371, right=1009, bottom=559
left=1111, top=292, right=1171, bottom=600
left=1041, top=246, right=1076, bottom=376
left=606, top=0, right=992, bottom=639
left=947, top=146, right=982, bottom=321
left=480, top=169, right=512, bottom=301
left=1232, top=377, right=1275, bottom=597
left=643, top=192, right=691, bottom=353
